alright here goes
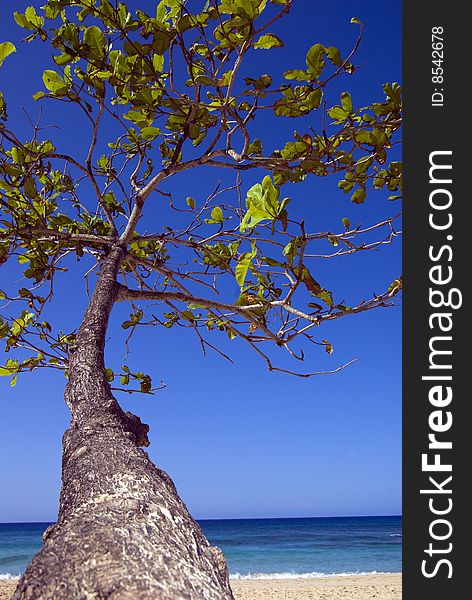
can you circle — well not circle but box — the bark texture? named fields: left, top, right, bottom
left=13, top=248, right=234, bottom=600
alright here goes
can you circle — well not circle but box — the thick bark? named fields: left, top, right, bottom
left=13, top=248, right=234, bottom=600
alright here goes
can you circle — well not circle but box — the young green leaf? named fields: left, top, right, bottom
left=42, top=70, right=67, bottom=94
left=254, top=34, right=284, bottom=49
left=84, top=26, right=107, bottom=59
left=283, top=69, right=309, bottom=81
left=306, top=44, right=326, bottom=79
left=327, top=106, right=349, bottom=123
left=0, top=42, right=16, bottom=67
left=351, top=188, right=367, bottom=204
left=326, top=46, right=342, bottom=67
left=204, top=206, right=224, bottom=225
left=340, top=92, right=353, bottom=115
left=235, top=253, right=253, bottom=288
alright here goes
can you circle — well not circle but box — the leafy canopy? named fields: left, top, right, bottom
left=0, top=0, right=402, bottom=390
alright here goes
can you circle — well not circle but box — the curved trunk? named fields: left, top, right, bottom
left=13, top=248, right=234, bottom=600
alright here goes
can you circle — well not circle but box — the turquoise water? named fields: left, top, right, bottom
left=0, top=516, right=401, bottom=580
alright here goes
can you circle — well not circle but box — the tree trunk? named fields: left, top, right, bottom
left=12, top=247, right=234, bottom=600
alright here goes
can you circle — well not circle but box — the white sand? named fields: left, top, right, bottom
left=231, top=573, right=402, bottom=599
left=1, top=573, right=402, bottom=599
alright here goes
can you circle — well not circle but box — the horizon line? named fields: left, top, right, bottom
left=0, top=514, right=402, bottom=525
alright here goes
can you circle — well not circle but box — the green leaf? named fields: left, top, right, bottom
left=306, top=44, right=325, bottom=79
left=248, top=138, right=262, bottom=156
left=176, top=14, right=196, bottom=33
left=342, top=217, right=351, bottom=229
left=33, top=91, right=46, bottom=101
left=123, top=111, right=149, bottom=126
left=205, top=206, right=224, bottom=224
left=383, top=82, right=402, bottom=109
left=42, top=70, right=67, bottom=94
left=283, top=69, right=309, bottom=81
left=327, top=105, right=349, bottom=123
left=0, top=42, right=16, bottom=67
left=235, top=252, right=254, bottom=288
left=24, top=177, right=37, bottom=199
left=14, top=12, right=32, bottom=29
left=326, top=46, right=342, bottom=67
left=194, top=74, right=217, bottom=87
left=340, top=91, right=353, bottom=115
left=351, top=188, right=367, bottom=204
left=338, top=179, right=354, bottom=193
left=262, top=256, right=284, bottom=267
left=254, top=34, right=284, bottom=49
left=14, top=7, right=44, bottom=30
left=181, top=310, right=197, bottom=321
left=218, top=70, right=233, bottom=86
left=306, top=88, right=323, bottom=110
left=355, top=130, right=375, bottom=145
left=84, top=26, right=107, bottom=58
left=140, top=127, right=161, bottom=140
left=155, top=1, right=168, bottom=23
left=0, top=367, right=11, bottom=376
left=356, top=156, right=373, bottom=174
left=53, top=53, right=74, bottom=67
left=186, top=196, right=196, bottom=209
left=240, top=176, right=283, bottom=231
left=282, top=237, right=302, bottom=265
left=318, top=289, right=334, bottom=308
left=210, top=206, right=223, bottom=223
left=153, top=53, right=164, bottom=72
left=245, top=74, right=272, bottom=90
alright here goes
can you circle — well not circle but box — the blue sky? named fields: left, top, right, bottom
left=0, top=0, right=401, bottom=522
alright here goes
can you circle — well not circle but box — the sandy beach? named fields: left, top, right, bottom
left=231, top=574, right=402, bottom=599
left=0, top=580, right=16, bottom=600
left=1, top=574, right=401, bottom=599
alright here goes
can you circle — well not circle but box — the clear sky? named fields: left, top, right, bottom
left=0, top=0, right=401, bottom=522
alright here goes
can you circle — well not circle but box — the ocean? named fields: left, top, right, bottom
left=0, top=516, right=401, bottom=580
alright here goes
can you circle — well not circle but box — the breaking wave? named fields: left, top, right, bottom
left=229, top=570, right=394, bottom=580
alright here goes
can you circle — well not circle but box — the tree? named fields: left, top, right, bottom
left=0, top=0, right=402, bottom=597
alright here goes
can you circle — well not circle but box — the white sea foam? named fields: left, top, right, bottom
left=0, top=573, right=20, bottom=580
left=389, top=533, right=402, bottom=537
left=2, top=571, right=398, bottom=582
left=229, top=570, right=394, bottom=580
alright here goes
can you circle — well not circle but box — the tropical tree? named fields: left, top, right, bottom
left=0, top=0, right=402, bottom=598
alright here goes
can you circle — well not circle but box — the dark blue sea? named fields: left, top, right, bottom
left=0, top=516, right=401, bottom=580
